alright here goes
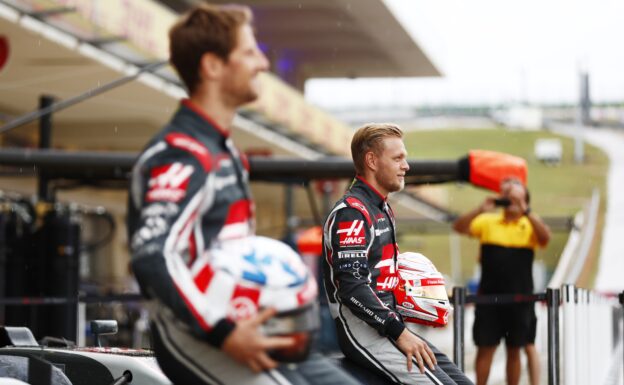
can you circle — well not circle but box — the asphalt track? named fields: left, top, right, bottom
left=581, top=127, right=624, bottom=293
left=549, top=124, right=624, bottom=293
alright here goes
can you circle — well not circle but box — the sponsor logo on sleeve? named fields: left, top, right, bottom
left=215, top=174, right=237, bottom=190
left=131, top=215, right=170, bottom=249
left=349, top=297, right=385, bottom=324
left=146, top=163, right=194, bottom=202
left=337, top=220, right=366, bottom=246
left=375, top=227, right=390, bottom=236
left=141, top=202, right=179, bottom=218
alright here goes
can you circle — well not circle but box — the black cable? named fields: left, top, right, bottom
left=80, top=210, right=116, bottom=253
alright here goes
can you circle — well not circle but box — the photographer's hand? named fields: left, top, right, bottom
left=480, top=196, right=497, bottom=212
left=453, top=197, right=495, bottom=235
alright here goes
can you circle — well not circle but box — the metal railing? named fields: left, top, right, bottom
left=451, top=286, right=623, bottom=385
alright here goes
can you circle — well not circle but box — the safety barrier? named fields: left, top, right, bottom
left=560, top=285, right=623, bottom=385
left=451, top=286, right=623, bottom=385
left=2, top=287, right=622, bottom=384
left=548, top=189, right=600, bottom=288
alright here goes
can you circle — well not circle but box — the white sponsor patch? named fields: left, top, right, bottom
left=141, top=202, right=179, bottom=218
left=375, top=227, right=390, bottom=236
left=218, top=158, right=233, bottom=169
left=337, top=251, right=367, bottom=259
left=214, top=174, right=237, bottom=190
left=132, top=215, right=170, bottom=249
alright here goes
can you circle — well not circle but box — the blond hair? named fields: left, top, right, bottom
left=351, top=123, right=403, bottom=175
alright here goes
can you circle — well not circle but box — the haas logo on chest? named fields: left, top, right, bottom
left=338, top=220, right=366, bottom=246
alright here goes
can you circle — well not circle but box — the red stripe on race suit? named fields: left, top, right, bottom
left=188, top=231, right=197, bottom=267
left=174, top=282, right=211, bottom=331
left=180, top=99, right=230, bottom=138
left=223, top=199, right=252, bottom=225
left=194, top=264, right=215, bottom=293
left=239, top=151, right=250, bottom=171
left=345, top=197, right=372, bottom=226
left=165, top=184, right=213, bottom=330
left=376, top=244, right=399, bottom=291
left=177, top=209, right=199, bottom=251
left=165, top=133, right=212, bottom=171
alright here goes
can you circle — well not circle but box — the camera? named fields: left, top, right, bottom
left=493, top=198, right=511, bottom=207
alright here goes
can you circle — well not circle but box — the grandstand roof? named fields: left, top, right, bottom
left=0, top=0, right=442, bottom=156
left=161, top=0, right=441, bottom=88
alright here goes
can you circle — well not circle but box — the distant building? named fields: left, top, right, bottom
left=493, top=105, right=544, bottom=130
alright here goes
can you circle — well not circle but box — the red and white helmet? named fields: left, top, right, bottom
left=393, top=252, right=451, bottom=327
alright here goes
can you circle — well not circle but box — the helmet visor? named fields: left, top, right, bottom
left=407, top=284, right=449, bottom=302
left=261, top=302, right=320, bottom=336
left=261, top=302, right=319, bottom=363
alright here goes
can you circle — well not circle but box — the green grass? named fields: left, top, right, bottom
left=398, top=127, right=609, bottom=287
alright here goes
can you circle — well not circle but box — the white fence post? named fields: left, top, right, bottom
left=578, top=289, right=588, bottom=385
left=562, top=284, right=576, bottom=385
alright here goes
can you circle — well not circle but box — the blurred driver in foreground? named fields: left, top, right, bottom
left=128, top=4, right=359, bottom=384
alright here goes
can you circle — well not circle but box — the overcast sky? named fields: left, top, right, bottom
left=305, top=0, right=624, bottom=108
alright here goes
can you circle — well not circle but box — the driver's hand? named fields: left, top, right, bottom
left=395, top=329, right=437, bottom=374
left=221, top=308, right=295, bottom=372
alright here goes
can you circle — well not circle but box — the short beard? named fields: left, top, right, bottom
left=386, top=180, right=404, bottom=194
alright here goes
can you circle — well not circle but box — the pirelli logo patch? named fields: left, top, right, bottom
left=337, top=220, right=366, bottom=246
left=337, top=251, right=367, bottom=259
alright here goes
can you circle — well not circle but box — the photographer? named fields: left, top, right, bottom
left=452, top=178, right=550, bottom=385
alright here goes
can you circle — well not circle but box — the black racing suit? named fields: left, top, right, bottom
left=322, top=177, right=473, bottom=385
left=128, top=100, right=359, bottom=385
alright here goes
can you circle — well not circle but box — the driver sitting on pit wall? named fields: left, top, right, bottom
left=322, top=123, right=473, bottom=385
